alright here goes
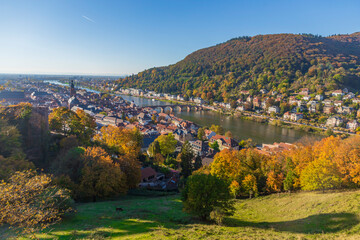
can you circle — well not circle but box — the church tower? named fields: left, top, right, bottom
left=70, top=80, right=76, bottom=97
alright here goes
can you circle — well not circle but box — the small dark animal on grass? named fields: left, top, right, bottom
left=116, top=207, right=123, bottom=211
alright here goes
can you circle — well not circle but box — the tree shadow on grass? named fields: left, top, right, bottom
left=35, top=198, right=192, bottom=239
left=225, top=213, right=359, bottom=234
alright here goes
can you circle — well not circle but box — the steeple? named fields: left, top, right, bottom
left=70, top=80, right=76, bottom=97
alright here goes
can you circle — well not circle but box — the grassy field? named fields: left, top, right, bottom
left=4, top=190, right=360, bottom=239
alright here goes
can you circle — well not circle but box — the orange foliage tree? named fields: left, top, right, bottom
left=79, top=147, right=127, bottom=201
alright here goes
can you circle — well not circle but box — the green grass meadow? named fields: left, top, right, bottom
left=4, top=190, right=360, bottom=239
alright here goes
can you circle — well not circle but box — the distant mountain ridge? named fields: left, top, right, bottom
left=115, top=33, right=360, bottom=102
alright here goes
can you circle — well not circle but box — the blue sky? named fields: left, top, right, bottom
left=0, top=0, right=359, bottom=76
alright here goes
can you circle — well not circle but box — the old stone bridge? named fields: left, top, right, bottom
left=140, top=104, right=203, bottom=113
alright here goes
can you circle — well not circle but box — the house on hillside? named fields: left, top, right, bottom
left=140, top=167, right=157, bottom=183
left=189, top=140, right=206, bottom=156
left=332, top=90, right=344, bottom=97
left=326, top=116, right=344, bottom=127
left=291, top=113, right=303, bottom=121
left=347, top=120, right=359, bottom=131
left=204, top=129, right=216, bottom=140
left=209, top=135, right=239, bottom=151
left=268, top=106, right=280, bottom=114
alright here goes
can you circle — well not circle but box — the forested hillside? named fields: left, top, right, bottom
left=116, top=33, right=360, bottom=103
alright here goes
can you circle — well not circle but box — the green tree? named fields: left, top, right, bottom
left=197, top=128, right=205, bottom=140
left=148, top=140, right=161, bottom=157
left=178, top=141, right=194, bottom=178
left=209, top=140, right=220, bottom=152
left=155, top=133, right=177, bottom=156
left=0, top=119, right=34, bottom=180
left=284, top=170, right=296, bottom=192
left=194, top=154, right=203, bottom=170
left=210, top=125, right=225, bottom=135
left=49, top=107, right=96, bottom=144
left=51, top=147, right=85, bottom=184
left=182, top=174, right=235, bottom=220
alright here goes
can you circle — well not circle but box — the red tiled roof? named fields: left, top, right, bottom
left=141, top=167, right=157, bottom=180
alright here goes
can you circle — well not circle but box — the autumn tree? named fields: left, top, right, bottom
left=49, top=107, right=78, bottom=135
left=149, top=114, right=156, bottom=123
left=154, top=153, right=165, bottom=165
left=300, top=159, right=342, bottom=191
left=333, top=136, right=360, bottom=186
left=284, top=170, right=296, bottom=192
left=0, top=170, right=72, bottom=235
left=283, top=158, right=296, bottom=192
left=210, top=149, right=242, bottom=181
left=94, top=125, right=142, bottom=156
left=238, top=138, right=256, bottom=149
left=225, top=131, right=233, bottom=138
left=298, top=136, right=341, bottom=191
left=59, top=135, right=79, bottom=151
left=117, top=153, right=141, bottom=189
left=242, top=174, right=258, bottom=198
left=49, top=107, right=96, bottom=144
left=79, top=147, right=127, bottom=201
left=229, top=180, right=241, bottom=198
left=210, top=125, right=225, bottom=135
left=266, top=171, right=284, bottom=193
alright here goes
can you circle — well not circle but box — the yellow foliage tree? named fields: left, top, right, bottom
left=229, top=180, right=240, bottom=198
left=300, top=157, right=342, bottom=191
left=0, top=170, right=72, bottom=235
left=210, top=149, right=242, bottom=181
left=94, top=125, right=142, bottom=156
left=242, top=174, right=258, bottom=198
left=333, top=136, right=360, bottom=186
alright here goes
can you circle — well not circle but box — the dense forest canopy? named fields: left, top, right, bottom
left=116, top=33, right=360, bottom=103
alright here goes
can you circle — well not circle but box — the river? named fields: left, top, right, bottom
left=121, top=96, right=322, bottom=144
left=44, top=80, right=322, bottom=144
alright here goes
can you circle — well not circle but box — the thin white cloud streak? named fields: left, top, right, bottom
left=82, top=15, right=95, bottom=23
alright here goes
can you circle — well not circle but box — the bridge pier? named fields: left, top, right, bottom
left=141, top=104, right=203, bottom=113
